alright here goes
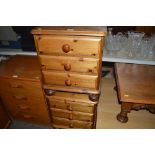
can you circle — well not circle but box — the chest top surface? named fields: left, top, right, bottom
left=0, top=55, right=41, bottom=80
left=31, top=26, right=107, bottom=37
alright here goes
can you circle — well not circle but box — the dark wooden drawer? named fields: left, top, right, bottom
left=35, top=35, right=101, bottom=58
left=1, top=94, right=50, bottom=126
left=0, top=78, right=44, bottom=98
left=15, top=112, right=51, bottom=126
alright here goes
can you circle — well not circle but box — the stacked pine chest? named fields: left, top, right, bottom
left=32, top=27, right=106, bottom=128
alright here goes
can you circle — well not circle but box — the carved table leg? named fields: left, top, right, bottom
left=117, top=102, right=133, bottom=123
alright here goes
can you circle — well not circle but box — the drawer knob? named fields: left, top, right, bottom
left=13, top=96, right=27, bottom=100
left=69, top=113, right=73, bottom=120
left=65, top=79, right=72, bottom=86
left=62, top=44, right=70, bottom=53
left=23, top=114, right=33, bottom=119
left=9, top=84, right=23, bottom=88
left=44, top=89, right=55, bottom=96
left=67, top=105, right=73, bottom=111
left=64, top=64, right=71, bottom=71
left=17, top=105, right=31, bottom=110
left=69, top=123, right=73, bottom=128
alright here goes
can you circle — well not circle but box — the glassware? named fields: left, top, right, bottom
left=141, top=37, right=150, bottom=60
left=127, top=31, right=145, bottom=59
left=105, top=28, right=124, bottom=57
left=140, top=35, right=155, bottom=60
left=116, top=32, right=128, bottom=58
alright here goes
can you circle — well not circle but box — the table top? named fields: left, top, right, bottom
left=115, top=63, right=155, bottom=104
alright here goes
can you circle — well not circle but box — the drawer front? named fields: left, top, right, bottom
left=1, top=101, right=51, bottom=126
left=16, top=104, right=49, bottom=117
left=1, top=95, right=50, bottom=120
left=48, top=98, right=95, bottom=113
left=0, top=78, right=44, bottom=98
left=15, top=112, right=51, bottom=126
left=43, top=71, right=98, bottom=89
left=1, top=93, right=45, bottom=107
left=46, top=91, right=96, bottom=103
left=50, top=108, right=93, bottom=122
left=36, top=35, right=101, bottom=58
left=52, top=116, right=93, bottom=129
left=39, top=55, right=99, bottom=74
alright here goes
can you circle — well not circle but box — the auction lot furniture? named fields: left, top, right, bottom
left=115, top=63, right=155, bottom=123
left=32, top=27, right=106, bottom=128
left=0, top=55, right=51, bottom=126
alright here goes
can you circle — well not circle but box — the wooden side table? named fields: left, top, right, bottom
left=114, top=63, right=155, bottom=123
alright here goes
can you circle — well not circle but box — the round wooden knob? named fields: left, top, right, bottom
left=69, top=113, right=73, bottom=120
left=67, top=105, right=73, bottom=111
left=65, top=79, right=72, bottom=86
left=64, top=64, right=71, bottom=71
left=69, top=123, right=73, bottom=128
left=62, top=44, right=70, bottom=53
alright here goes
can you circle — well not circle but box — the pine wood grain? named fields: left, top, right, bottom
left=35, top=35, right=101, bottom=58
left=42, top=70, right=99, bottom=89
left=31, top=26, right=107, bottom=36
left=0, top=56, right=51, bottom=126
left=39, top=55, right=99, bottom=74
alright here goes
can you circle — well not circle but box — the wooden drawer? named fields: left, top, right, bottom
left=42, top=70, right=98, bottom=89
left=36, top=35, right=101, bottom=58
left=46, top=91, right=96, bottom=113
left=16, top=104, right=49, bottom=118
left=1, top=93, right=45, bottom=107
left=45, top=90, right=97, bottom=103
left=15, top=112, right=51, bottom=126
left=2, top=96, right=50, bottom=123
left=1, top=93, right=48, bottom=113
left=50, top=108, right=93, bottom=122
left=0, top=78, right=44, bottom=98
left=52, top=116, right=93, bottom=129
left=39, top=55, right=99, bottom=74
left=48, top=98, right=95, bottom=114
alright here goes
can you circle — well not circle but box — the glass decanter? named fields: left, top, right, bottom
left=127, top=31, right=145, bottom=59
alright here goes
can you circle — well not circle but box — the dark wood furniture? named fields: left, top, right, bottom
left=0, top=100, right=11, bottom=128
left=0, top=55, right=51, bottom=126
left=114, top=63, right=155, bottom=123
left=32, top=26, right=106, bottom=128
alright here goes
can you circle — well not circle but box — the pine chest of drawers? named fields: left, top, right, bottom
left=32, top=27, right=106, bottom=128
left=0, top=56, right=51, bottom=126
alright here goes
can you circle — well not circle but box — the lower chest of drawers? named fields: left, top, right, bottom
left=46, top=91, right=97, bottom=129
